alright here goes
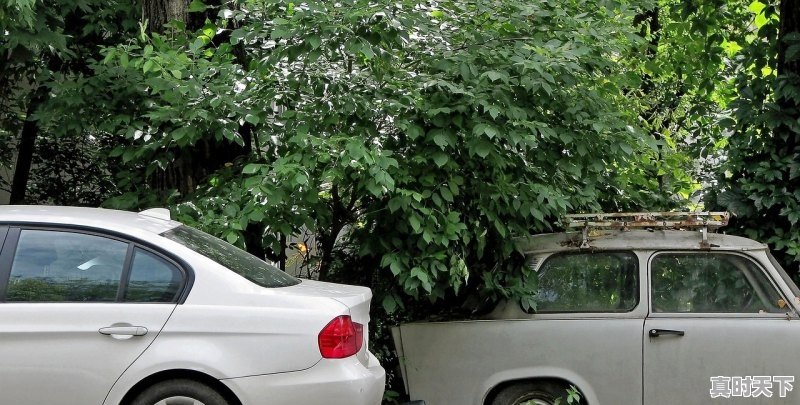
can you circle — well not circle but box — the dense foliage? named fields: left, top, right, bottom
left=5, top=0, right=689, bottom=309
left=715, top=0, right=800, bottom=268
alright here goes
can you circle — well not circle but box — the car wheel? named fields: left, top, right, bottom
left=131, top=379, right=230, bottom=405
left=491, top=381, right=571, bottom=405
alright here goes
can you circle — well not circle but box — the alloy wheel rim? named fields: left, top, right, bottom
left=154, top=396, right=206, bottom=405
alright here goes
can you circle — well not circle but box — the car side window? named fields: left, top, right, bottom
left=535, top=251, right=638, bottom=312
left=124, top=248, right=182, bottom=303
left=6, top=229, right=128, bottom=302
left=651, top=253, right=785, bottom=313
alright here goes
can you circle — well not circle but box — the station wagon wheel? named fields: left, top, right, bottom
left=131, top=379, right=230, bottom=405
left=491, top=381, right=573, bottom=405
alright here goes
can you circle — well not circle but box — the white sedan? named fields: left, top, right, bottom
left=0, top=206, right=385, bottom=405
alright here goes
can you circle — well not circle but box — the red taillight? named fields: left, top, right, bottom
left=318, top=315, right=364, bottom=359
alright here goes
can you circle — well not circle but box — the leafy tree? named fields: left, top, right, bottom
left=74, top=0, right=684, bottom=312
left=716, top=0, right=800, bottom=271
left=0, top=0, right=137, bottom=204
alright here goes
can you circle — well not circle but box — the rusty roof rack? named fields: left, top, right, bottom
left=563, top=212, right=730, bottom=230
left=563, top=212, right=731, bottom=249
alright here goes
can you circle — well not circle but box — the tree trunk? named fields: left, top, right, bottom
left=142, top=0, right=270, bottom=260
left=774, top=0, right=800, bottom=155
left=9, top=87, right=47, bottom=204
left=317, top=185, right=352, bottom=281
left=778, top=0, right=800, bottom=77
left=633, top=8, right=661, bottom=94
left=140, top=0, right=252, bottom=198
left=143, top=0, right=188, bottom=33
left=633, top=8, right=666, bottom=191
left=143, top=0, right=220, bottom=33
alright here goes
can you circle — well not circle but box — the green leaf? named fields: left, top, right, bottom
left=459, top=63, right=471, bottom=80
left=225, top=232, right=239, bottom=244
left=440, top=187, right=454, bottom=202
left=360, top=42, right=376, bottom=59
left=203, top=25, right=216, bottom=39
left=230, top=29, right=246, bottom=45
left=410, top=267, right=430, bottom=285
left=171, top=127, right=190, bottom=142
left=242, top=164, right=262, bottom=174
left=405, top=124, right=424, bottom=140
left=483, top=70, right=508, bottom=83
left=755, top=11, right=769, bottom=29
left=102, top=49, right=116, bottom=65
left=748, top=0, right=766, bottom=14
left=473, top=141, right=492, bottom=158
left=432, top=152, right=449, bottom=167
left=786, top=44, right=800, bottom=63
left=474, top=123, right=498, bottom=138
left=382, top=295, right=398, bottom=313
left=307, top=35, right=321, bottom=49
left=388, top=198, right=403, bottom=213
left=245, top=114, right=260, bottom=125
left=188, top=0, right=208, bottom=12
left=190, top=38, right=205, bottom=52
left=409, top=215, right=421, bottom=232
left=618, top=142, right=633, bottom=155
left=431, top=130, right=453, bottom=149
left=374, top=171, right=395, bottom=190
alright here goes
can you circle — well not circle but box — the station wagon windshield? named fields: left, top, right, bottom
left=161, top=225, right=299, bottom=288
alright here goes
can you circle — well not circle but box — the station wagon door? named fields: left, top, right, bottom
left=643, top=252, right=799, bottom=404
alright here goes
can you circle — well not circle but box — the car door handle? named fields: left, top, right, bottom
left=649, top=328, right=685, bottom=338
left=99, top=326, right=148, bottom=336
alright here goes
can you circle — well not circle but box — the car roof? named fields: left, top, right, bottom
left=516, top=229, right=766, bottom=254
left=0, top=205, right=181, bottom=235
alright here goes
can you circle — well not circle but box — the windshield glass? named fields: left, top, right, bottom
left=768, top=252, right=800, bottom=297
left=161, top=225, right=299, bottom=288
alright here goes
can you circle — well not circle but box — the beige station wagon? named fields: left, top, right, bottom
left=393, top=212, right=800, bottom=405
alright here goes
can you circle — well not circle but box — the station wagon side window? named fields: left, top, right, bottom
left=535, top=251, right=638, bottom=312
left=651, top=253, right=785, bottom=313
left=5, top=229, right=128, bottom=302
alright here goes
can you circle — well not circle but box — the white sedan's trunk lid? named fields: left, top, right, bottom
left=281, top=279, right=373, bottom=364
left=284, top=279, right=372, bottom=321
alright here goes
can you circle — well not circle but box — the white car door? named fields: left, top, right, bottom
left=0, top=228, right=185, bottom=405
left=644, top=251, right=799, bottom=404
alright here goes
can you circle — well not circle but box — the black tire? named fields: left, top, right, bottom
left=491, top=381, right=571, bottom=405
left=130, top=379, right=230, bottom=405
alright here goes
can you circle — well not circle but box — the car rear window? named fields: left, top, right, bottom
left=161, top=225, right=299, bottom=288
